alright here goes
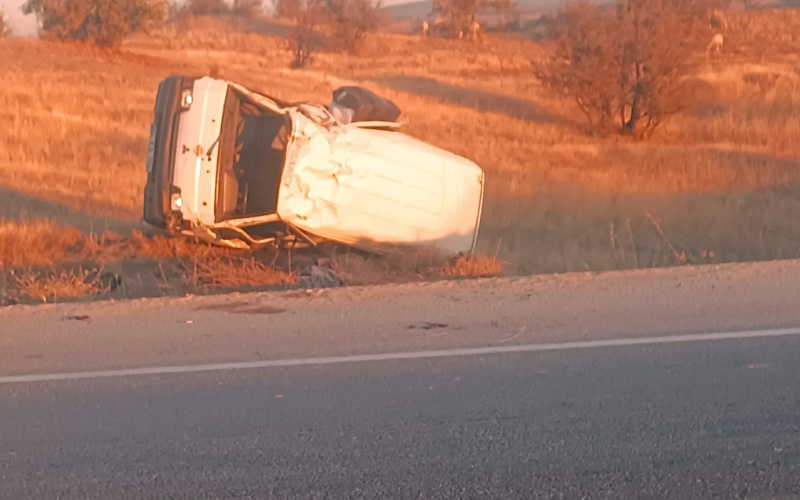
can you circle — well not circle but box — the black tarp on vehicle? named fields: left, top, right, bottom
left=329, top=86, right=402, bottom=124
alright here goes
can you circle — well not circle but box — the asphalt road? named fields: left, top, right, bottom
left=2, top=260, right=800, bottom=499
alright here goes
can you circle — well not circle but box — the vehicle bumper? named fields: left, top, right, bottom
left=143, top=76, right=196, bottom=230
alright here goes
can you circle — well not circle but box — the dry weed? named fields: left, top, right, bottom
left=13, top=269, right=101, bottom=302
left=0, top=219, right=83, bottom=268
left=0, top=222, right=189, bottom=269
left=332, top=251, right=395, bottom=286
left=330, top=247, right=503, bottom=283
left=443, top=255, right=503, bottom=278
left=189, top=254, right=296, bottom=288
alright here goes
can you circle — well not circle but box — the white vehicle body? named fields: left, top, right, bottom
left=144, top=76, right=485, bottom=255
left=170, top=77, right=227, bottom=227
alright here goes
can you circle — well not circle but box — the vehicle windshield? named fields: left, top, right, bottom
left=215, top=88, right=289, bottom=222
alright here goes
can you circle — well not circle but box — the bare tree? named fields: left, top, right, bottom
left=286, top=0, right=322, bottom=67
left=431, top=0, right=512, bottom=38
left=185, top=0, right=229, bottom=16
left=280, top=0, right=381, bottom=60
left=231, top=0, right=263, bottom=17
left=323, top=0, right=383, bottom=51
left=1, top=9, right=14, bottom=37
left=538, top=0, right=708, bottom=138
left=273, top=0, right=298, bottom=17
left=22, top=0, right=167, bottom=47
left=166, top=0, right=183, bottom=19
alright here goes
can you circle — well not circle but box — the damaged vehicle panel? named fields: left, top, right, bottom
left=143, top=75, right=485, bottom=254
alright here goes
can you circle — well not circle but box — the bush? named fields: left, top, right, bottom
left=282, top=0, right=381, bottom=64
left=185, top=0, right=229, bottom=16
left=286, top=0, right=323, bottom=67
left=272, top=0, right=295, bottom=17
left=22, top=0, right=167, bottom=47
left=538, top=0, right=712, bottom=138
left=324, top=0, right=383, bottom=52
left=432, top=0, right=512, bottom=38
left=231, top=0, right=264, bottom=17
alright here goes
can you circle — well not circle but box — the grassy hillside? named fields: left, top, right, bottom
left=0, top=10, right=799, bottom=301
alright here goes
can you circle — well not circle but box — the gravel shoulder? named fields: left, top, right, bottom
left=3, top=259, right=800, bottom=377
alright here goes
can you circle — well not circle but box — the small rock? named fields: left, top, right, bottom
left=298, top=263, right=344, bottom=289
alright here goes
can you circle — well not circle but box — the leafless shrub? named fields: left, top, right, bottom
left=324, top=0, right=383, bottom=52
left=188, top=253, right=296, bottom=288
left=231, top=0, right=263, bottom=17
left=284, top=0, right=323, bottom=67
left=22, top=0, right=167, bottom=47
left=537, top=0, right=711, bottom=138
left=279, top=0, right=382, bottom=55
left=522, top=14, right=556, bottom=41
left=185, top=0, right=229, bottom=16
left=432, top=0, right=512, bottom=38
left=443, top=255, right=503, bottom=278
left=272, top=0, right=296, bottom=17
left=13, top=269, right=102, bottom=302
left=0, top=9, right=13, bottom=37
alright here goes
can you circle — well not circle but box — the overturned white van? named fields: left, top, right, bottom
left=143, top=76, right=485, bottom=254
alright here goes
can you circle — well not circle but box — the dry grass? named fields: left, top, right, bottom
left=13, top=270, right=102, bottom=302
left=188, top=253, right=297, bottom=288
left=332, top=251, right=401, bottom=286
left=0, top=42, right=168, bottom=221
left=0, top=220, right=298, bottom=302
left=443, top=255, right=504, bottom=278
left=329, top=246, right=445, bottom=285
left=0, top=220, right=213, bottom=270
left=328, top=247, right=504, bottom=284
left=0, top=219, right=83, bottom=268
left=1, top=10, right=800, bottom=291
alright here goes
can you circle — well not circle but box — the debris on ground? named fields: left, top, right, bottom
left=0, top=222, right=502, bottom=306
left=63, top=315, right=91, bottom=321
left=298, top=258, right=344, bottom=289
left=408, top=322, right=449, bottom=330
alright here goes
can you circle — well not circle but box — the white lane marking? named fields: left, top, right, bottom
left=2, top=327, right=800, bottom=385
